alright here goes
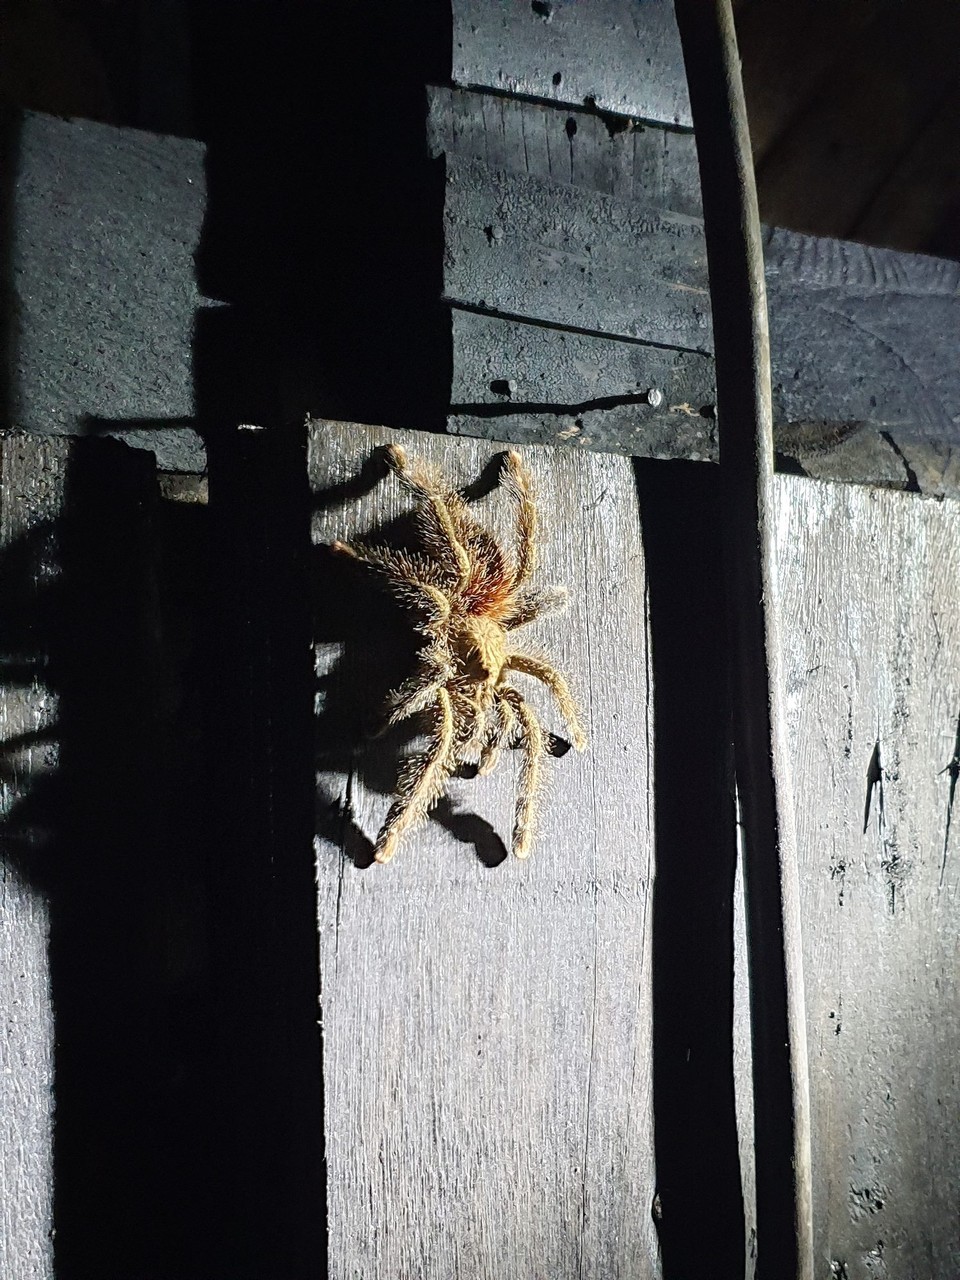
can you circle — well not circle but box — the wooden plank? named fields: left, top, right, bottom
left=7, top=109, right=207, bottom=471
left=774, top=475, right=960, bottom=1277
left=449, top=308, right=716, bottom=459
left=0, top=434, right=69, bottom=1280
left=764, top=228, right=960, bottom=444
left=443, top=155, right=712, bottom=352
left=444, top=157, right=960, bottom=462
left=755, top=1, right=960, bottom=238
left=452, top=0, right=692, bottom=128
left=310, top=420, right=659, bottom=1279
left=428, top=86, right=703, bottom=215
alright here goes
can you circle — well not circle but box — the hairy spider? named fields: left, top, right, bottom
left=332, top=443, right=587, bottom=863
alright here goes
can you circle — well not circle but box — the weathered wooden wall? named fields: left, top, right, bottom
left=0, top=435, right=66, bottom=1280
left=774, top=476, right=960, bottom=1277
left=311, top=420, right=659, bottom=1279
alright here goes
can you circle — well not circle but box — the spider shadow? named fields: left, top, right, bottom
left=311, top=485, right=510, bottom=870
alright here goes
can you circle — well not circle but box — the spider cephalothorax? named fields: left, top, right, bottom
left=332, top=443, right=586, bottom=863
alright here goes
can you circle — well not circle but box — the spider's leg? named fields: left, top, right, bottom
left=332, top=540, right=452, bottom=631
left=502, top=584, right=569, bottom=630
left=375, top=688, right=457, bottom=863
left=501, top=450, right=537, bottom=588
left=477, top=688, right=518, bottom=775
left=500, top=686, right=545, bottom=859
left=383, top=641, right=455, bottom=728
left=505, top=653, right=587, bottom=751
left=385, top=446, right=473, bottom=590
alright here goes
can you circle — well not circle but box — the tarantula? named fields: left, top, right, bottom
left=332, top=443, right=586, bottom=863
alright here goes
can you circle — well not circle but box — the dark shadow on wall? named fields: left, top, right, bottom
left=187, top=3, right=453, bottom=1272
left=0, top=437, right=226, bottom=1278
left=635, top=457, right=745, bottom=1280
left=192, top=0, right=453, bottom=434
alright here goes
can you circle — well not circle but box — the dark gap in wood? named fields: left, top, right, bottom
left=451, top=392, right=666, bottom=417
left=203, top=423, right=326, bottom=1278
left=191, top=0, right=452, bottom=434
left=939, top=710, right=960, bottom=889
left=635, top=458, right=744, bottom=1279
left=879, top=431, right=922, bottom=494
left=444, top=80, right=697, bottom=136
left=449, top=299, right=709, bottom=356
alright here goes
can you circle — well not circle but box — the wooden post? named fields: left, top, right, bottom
left=311, top=420, right=659, bottom=1279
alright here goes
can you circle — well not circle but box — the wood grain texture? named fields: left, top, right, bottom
left=443, top=152, right=960, bottom=480
left=310, top=420, right=658, bottom=1280
left=428, top=85, right=702, bottom=214
left=0, top=434, right=70, bottom=1280
left=449, top=308, right=716, bottom=460
left=452, top=0, right=692, bottom=128
left=774, top=475, right=960, bottom=1277
left=443, top=154, right=712, bottom=352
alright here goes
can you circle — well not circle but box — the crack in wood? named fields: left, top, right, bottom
left=880, top=431, right=922, bottom=493
left=863, top=739, right=884, bottom=836
left=938, top=710, right=960, bottom=889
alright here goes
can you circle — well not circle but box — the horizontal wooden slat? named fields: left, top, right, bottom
left=452, top=0, right=692, bottom=128
left=449, top=307, right=716, bottom=458
left=764, top=228, right=960, bottom=442
left=310, top=419, right=659, bottom=1280
left=428, top=85, right=702, bottom=214
left=443, top=155, right=712, bottom=352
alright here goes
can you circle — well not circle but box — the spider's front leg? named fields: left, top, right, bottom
left=501, top=450, right=537, bottom=588
left=384, top=445, right=472, bottom=590
left=382, top=641, right=455, bottom=730
left=375, top=687, right=457, bottom=863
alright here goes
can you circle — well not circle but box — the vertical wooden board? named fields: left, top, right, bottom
left=774, top=476, right=960, bottom=1277
left=0, top=435, right=69, bottom=1280
left=310, top=421, right=658, bottom=1279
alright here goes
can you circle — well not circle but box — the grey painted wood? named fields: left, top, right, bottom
left=443, top=158, right=960, bottom=479
left=443, top=154, right=712, bottom=352
left=7, top=110, right=207, bottom=471
left=310, top=420, right=658, bottom=1279
left=0, top=434, right=70, bottom=1280
left=449, top=308, right=716, bottom=459
left=452, top=0, right=692, bottom=128
left=774, top=475, right=960, bottom=1277
left=763, top=227, right=960, bottom=446
left=428, top=86, right=702, bottom=214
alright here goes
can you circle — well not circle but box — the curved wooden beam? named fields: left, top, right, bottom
left=672, top=3, right=814, bottom=1276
